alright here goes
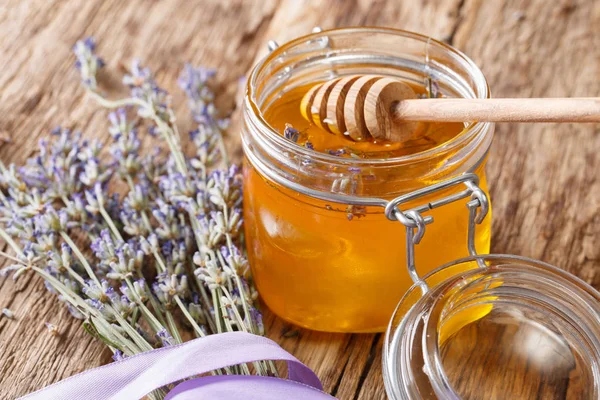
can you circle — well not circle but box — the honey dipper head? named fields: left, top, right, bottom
left=300, top=75, right=419, bottom=143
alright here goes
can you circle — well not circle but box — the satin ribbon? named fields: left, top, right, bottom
left=20, top=331, right=336, bottom=400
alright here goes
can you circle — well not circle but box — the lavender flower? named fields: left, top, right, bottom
left=424, top=76, right=442, bottom=99
left=194, top=214, right=224, bottom=251
left=65, top=193, right=91, bottom=226
left=124, top=185, right=149, bottom=213
left=73, top=38, right=104, bottom=90
left=0, top=36, right=276, bottom=386
left=110, top=295, right=136, bottom=319
left=81, top=280, right=114, bottom=303
left=108, top=109, right=143, bottom=179
left=249, top=307, right=264, bottom=335
left=120, top=210, right=147, bottom=237
left=152, top=201, right=182, bottom=241
left=154, top=274, right=188, bottom=306
left=108, top=108, right=132, bottom=139
left=121, top=278, right=150, bottom=303
left=189, top=125, right=221, bottom=169
left=206, top=166, right=242, bottom=209
left=159, top=172, right=199, bottom=203
left=106, top=244, right=143, bottom=280
left=178, top=64, right=216, bottom=123
left=123, top=60, right=171, bottom=121
left=79, top=158, right=112, bottom=187
left=65, top=303, right=85, bottom=320
left=157, top=328, right=174, bottom=346
left=283, top=123, right=299, bottom=142
left=139, top=234, right=159, bottom=256
left=47, top=243, right=73, bottom=275
left=220, top=246, right=248, bottom=276
left=112, top=350, right=126, bottom=362
left=195, top=258, right=225, bottom=290
left=36, top=207, right=69, bottom=232
left=19, top=128, right=86, bottom=200
left=327, top=148, right=346, bottom=156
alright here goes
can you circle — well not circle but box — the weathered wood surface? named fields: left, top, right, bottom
left=0, top=0, right=598, bottom=399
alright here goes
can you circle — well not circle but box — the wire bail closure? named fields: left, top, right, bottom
left=384, top=173, right=489, bottom=294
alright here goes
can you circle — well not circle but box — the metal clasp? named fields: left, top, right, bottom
left=385, top=173, right=489, bottom=293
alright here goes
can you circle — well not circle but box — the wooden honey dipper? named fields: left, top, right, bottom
left=300, top=75, right=600, bottom=142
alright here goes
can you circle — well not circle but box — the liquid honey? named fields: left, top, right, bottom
left=243, top=81, right=492, bottom=332
left=267, top=83, right=465, bottom=158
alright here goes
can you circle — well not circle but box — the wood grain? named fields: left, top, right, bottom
left=0, top=1, right=598, bottom=399
left=392, top=97, right=600, bottom=122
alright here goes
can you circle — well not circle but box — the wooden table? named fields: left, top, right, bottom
left=0, top=1, right=598, bottom=399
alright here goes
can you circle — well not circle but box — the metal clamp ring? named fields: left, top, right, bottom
left=466, top=181, right=489, bottom=223
left=404, top=210, right=429, bottom=244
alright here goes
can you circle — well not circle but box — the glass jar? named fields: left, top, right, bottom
left=242, top=28, right=494, bottom=332
left=384, top=255, right=600, bottom=399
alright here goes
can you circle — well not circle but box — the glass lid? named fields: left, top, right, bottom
left=384, top=254, right=600, bottom=400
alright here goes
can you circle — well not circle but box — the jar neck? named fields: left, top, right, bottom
left=243, top=28, right=494, bottom=202
left=384, top=255, right=600, bottom=399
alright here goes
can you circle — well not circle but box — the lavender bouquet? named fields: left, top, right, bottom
left=0, top=38, right=272, bottom=399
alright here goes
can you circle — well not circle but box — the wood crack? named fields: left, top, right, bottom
left=352, top=333, right=380, bottom=400
left=330, top=353, right=351, bottom=397
left=446, top=0, right=467, bottom=45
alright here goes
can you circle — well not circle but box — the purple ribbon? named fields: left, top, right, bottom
left=19, top=332, right=336, bottom=400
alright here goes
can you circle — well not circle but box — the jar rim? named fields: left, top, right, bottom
left=246, top=26, right=492, bottom=166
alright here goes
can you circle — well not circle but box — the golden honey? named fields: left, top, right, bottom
left=267, top=83, right=465, bottom=158
left=243, top=82, right=491, bottom=332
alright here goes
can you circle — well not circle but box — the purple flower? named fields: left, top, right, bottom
left=327, top=148, right=346, bottom=156
left=189, top=124, right=222, bottom=169
left=250, top=307, right=264, bottom=335
left=82, top=279, right=114, bottom=303
left=44, top=280, right=58, bottom=295
left=122, top=60, right=170, bottom=120
left=16, top=127, right=97, bottom=201
left=147, top=126, right=160, bottom=137
left=109, top=116, right=142, bottom=180
left=283, top=124, right=299, bottom=143
left=87, top=298, right=105, bottom=311
left=157, top=328, right=174, bottom=346
left=66, top=304, right=85, bottom=320
left=112, top=350, right=126, bottom=362
left=178, top=64, right=217, bottom=123
left=73, top=37, right=104, bottom=90
left=206, top=165, right=242, bottom=208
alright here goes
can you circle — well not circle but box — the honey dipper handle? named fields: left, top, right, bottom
left=393, top=98, right=600, bottom=122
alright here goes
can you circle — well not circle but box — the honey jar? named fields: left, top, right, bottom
left=242, top=28, right=494, bottom=333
